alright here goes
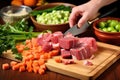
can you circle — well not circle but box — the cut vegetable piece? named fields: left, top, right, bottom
left=2, top=63, right=10, bottom=70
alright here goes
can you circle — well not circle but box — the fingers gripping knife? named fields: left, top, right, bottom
left=64, top=8, right=117, bottom=36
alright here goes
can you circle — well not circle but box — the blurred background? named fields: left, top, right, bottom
left=0, top=0, right=120, bottom=17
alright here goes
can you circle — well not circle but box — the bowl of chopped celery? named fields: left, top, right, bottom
left=30, top=2, right=75, bottom=33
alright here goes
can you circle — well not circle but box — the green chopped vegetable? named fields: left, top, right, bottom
left=0, top=19, right=51, bottom=58
left=97, top=19, right=120, bottom=32
left=36, top=10, right=70, bottom=24
left=30, top=5, right=72, bottom=16
left=14, top=53, right=22, bottom=60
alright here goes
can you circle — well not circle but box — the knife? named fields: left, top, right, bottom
left=64, top=7, right=117, bottom=36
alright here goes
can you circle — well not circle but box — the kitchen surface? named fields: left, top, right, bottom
left=0, top=0, right=120, bottom=80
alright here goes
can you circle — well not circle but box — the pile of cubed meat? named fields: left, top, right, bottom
left=37, top=31, right=98, bottom=60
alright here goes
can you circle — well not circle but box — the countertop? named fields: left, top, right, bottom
left=0, top=17, right=120, bottom=80
left=0, top=2, right=120, bottom=80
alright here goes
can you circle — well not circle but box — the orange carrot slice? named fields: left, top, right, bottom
left=19, top=66, right=26, bottom=72
left=38, top=59, right=45, bottom=66
left=54, top=57, right=62, bottom=63
left=40, top=64, right=46, bottom=70
left=38, top=68, right=45, bottom=75
left=12, top=64, right=19, bottom=71
left=2, top=63, right=10, bottom=70
left=10, top=61, right=18, bottom=66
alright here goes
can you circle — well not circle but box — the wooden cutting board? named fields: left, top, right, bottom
left=1, top=42, right=120, bottom=80
left=45, top=42, right=120, bottom=80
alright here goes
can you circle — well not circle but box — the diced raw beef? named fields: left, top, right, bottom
left=52, top=31, right=63, bottom=38
left=37, top=34, right=44, bottom=46
left=42, top=33, right=53, bottom=42
left=37, top=31, right=98, bottom=60
left=51, top=36, right=59, bottom=43
left=61, top=49, right=72, bottom=59
left=83, top=44, right=92, bottom=58
left=83, top=60, right=93, bottom=66
left=38, top=33, right=52, bottom=46
left=59, top=37, right=79, bottom=49
left=42, top=42, right=52, bottom=52
left=51, top=31, right=63, bottom=43
left=52, top=43, right=60, bottom=50
left=37, top=33, right=52, bottom=46
left=78, top=37, right=97, bottom=53
left=37, top=38, right=45, bottom=46
left=70, top=43, right=92, bottom=60
left=70, top=47, right=84, bottom=60
left=38, top=32, right=52, bottom=41
left=62, top=59, right=75, bottom=65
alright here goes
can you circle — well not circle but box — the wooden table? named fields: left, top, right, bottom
left=0, top=57, right=120, bottom=80
left=0, top=3, right=120, bottom=80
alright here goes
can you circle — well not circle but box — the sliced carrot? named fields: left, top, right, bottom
left=22, top=56, right=29, bottom=62
left=49, top=49, right=59, bottom=57
left=54, top=57, right=62, bottom=63
left=22, top=50, right=31, bottom=56
left=27, top=54, right=34, bottom=60
left=33, top=53, right=40, bottom=60
left=12, top=64, right=19, bottom=70
left=33, top=66, right=39, bottom=74
left=36, top=46, right=42, bottom=53
left=40, top=54, right=44, bottom=59
left=25, top=43, right=32, bottom=49
left=16, top=44, right=25, bottom=53
left=13, top=37, right=61, bottom=74
left=25, top=38, right=38, bottom=49
left=31, top=38, right=39, bottom=47
left=38, top=68, right=45, bottom=75
left=25, top=39, right=31, bottom=45
left=38, top=59, right=45, bottom=66
left=27, top=67, right=33, bottom=72
left=40, top=64, right=46, bottom=70
left=19, top=66, right=26, bottom=72
left=32, top=60, right=39, bottom=66
left=10, top=61, right=18, bottom=67
left=43, top=53, right=49, bottom=60
left=2, top=63, right=10, bottom=70
left=26, top=60, right=32, bottom=67
left=26, top=60, right=33, bottom=72
left=17, top=62, right=26, bottom=67
left=47, top=53, right=52, bottom=59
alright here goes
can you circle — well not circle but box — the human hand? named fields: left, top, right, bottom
left=69, top=1, right=100, bottom=28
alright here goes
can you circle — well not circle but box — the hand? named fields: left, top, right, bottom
left=69, top=2, right=100, bottom=28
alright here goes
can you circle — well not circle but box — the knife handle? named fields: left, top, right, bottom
left=88, top=7, right=117, bottom=24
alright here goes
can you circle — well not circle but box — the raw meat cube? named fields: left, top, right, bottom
left=70, top=43, right=92, bottom=60
left=42, top=42, right=52, bottom=52
left=78, top=37, right=98, bottom=53
left=61, top=49, right=72, bottom=59
left=59, top=37, right=78, bottom=49
left=51, top=31, right=63, bottom=43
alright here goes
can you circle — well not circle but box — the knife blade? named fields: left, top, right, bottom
left=64, top=7, right=117, bottom=36
left=64, top=22, right=89, bottom=36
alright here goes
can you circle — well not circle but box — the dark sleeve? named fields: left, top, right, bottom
left=99, top=0, right=120, bottom=17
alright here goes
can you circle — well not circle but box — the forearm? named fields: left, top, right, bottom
left=89, top=0, right=117, bottom=10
